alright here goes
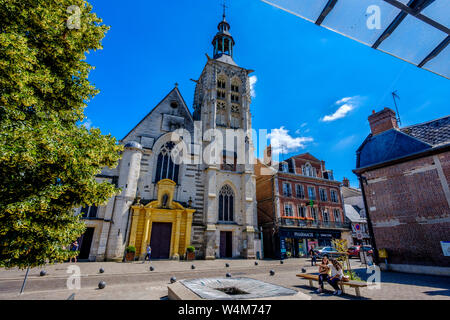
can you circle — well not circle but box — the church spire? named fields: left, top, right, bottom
left=212, top=1, right=235, bottom=59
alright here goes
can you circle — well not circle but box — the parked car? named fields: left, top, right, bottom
left=361, top=245, right=373, bottom=256
left=347, top=245, right=361, bottom=258
left=313, top=246, right=342, bottom=259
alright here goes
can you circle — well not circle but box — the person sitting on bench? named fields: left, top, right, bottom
left=328, top=259, right=344, bottom=296
left=316, top=255, right=330, bottom=293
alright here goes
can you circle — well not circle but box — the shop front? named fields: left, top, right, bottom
left=278, top=228, right=342, bottom=259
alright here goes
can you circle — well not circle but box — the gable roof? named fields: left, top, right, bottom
left=291, top=152, right=322, bottom=163
left=121, top=86, right=193, bottom=142
left=355, top=115, right=450, bottom=171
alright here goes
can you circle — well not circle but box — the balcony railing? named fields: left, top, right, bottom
left=278, top=217, right=350, bottom=230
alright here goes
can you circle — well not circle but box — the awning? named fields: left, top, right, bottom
left=261, top=0, right=449, bottom=79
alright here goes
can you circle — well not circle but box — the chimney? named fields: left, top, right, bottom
left=343, top=177, right=350, bottom=187
left=368, top=107, right=398, bottom=135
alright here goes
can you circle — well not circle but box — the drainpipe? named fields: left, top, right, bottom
left=103, top=197, right=117, bottom=262
left=357, top=173, right=380, bottom=265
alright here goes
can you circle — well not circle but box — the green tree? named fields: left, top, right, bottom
left=0, top=0, right=123, bottom=269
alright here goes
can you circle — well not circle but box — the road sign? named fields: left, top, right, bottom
left=355, top=224, right=360, bottom=231
left=356, top=233, right=363, bottom=240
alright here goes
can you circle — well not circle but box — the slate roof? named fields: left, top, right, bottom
left=344, top=204, right=366, bottom=223
left=356, top=115, right=450, bottom=170
left=400, top=116, right=450, bottom=147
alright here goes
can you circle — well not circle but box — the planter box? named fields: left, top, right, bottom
left=186, top=252, right=195, bottom=261
left=125, top=252, right=135, bottom=262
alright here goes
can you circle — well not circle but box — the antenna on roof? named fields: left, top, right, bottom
left=392, top=90, right=401, bottom=126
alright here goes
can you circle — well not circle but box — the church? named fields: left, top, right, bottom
left=75, top=12, right=259, bottom=261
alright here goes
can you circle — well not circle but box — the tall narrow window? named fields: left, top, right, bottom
left=221, top=152, right=237, bottom=172
left=230, top=104, right=240, bottom=129
left=155, top=142, right=179, bottom=184
left=296, top=184, right=305, bottom=199
left=311, top=207, right=318, bottom=220
left=307, top=186, right=316, bottom=200
left=298, top=205, right=306, bottom=218
left=333, top=209, right=341, bottom=222
left=282, top=183, right=292, bottom=197
left=319, top=188, right=328, bottom=202
left=218, top=185, right=234, bottom=222
left=216, top=101, right=227, bottom=127
left=330, top=190, right=339, bottom=203
left=322, top=209, right=329, bottom=223
left=284, top=204, right=293, bottom=216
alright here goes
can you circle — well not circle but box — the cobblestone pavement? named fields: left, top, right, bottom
left=0, top=258, right=449, bottom=300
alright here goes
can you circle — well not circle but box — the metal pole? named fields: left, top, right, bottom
left=19, top=266, right=30, bottom=295
left=358, top=174, right=380, bottom=265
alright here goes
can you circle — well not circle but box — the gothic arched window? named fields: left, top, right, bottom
left=155, top=142, right=179, bottom=184
left=218, top=185, right=234, bottom=222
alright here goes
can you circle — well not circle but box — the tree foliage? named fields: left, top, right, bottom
left=0, top=0, right=123, bottom=268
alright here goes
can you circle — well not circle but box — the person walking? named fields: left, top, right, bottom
left=309, top=246, right=317, bottom=266
left=316, top=255, right=330, bottom=294
left=327, top=259, right=344, bottom=295
left=69, top=241, right=79, bottom=263
left=144, top=244, right=151, bottom=262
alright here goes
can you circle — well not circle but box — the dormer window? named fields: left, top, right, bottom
left=303, top=163, right=316, bottom=177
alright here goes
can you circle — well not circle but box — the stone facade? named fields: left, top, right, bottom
left=75, top=14, right=258, bottom=261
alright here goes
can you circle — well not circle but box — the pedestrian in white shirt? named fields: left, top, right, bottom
left=327, top=259, right=344, bottom=295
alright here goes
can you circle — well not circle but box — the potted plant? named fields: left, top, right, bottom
left=186, top=246, right=195, bottom=260
left=125, top=245, right=136, bottom=262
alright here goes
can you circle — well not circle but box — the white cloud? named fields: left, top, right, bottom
left=321, top=96, right=359, bottom=122
left=268, top=126, right=313, bottom=155
left=82, top=118, right=93, bottom=130
left=249, top=75, right=257, bottom=98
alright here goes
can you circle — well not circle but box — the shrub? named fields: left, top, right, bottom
left=186, top=246, right=195, bottom=253
left=126, top=246, right=136, bottom=254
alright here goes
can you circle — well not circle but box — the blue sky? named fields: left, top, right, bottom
left=85, top=0, right=449, bottom=187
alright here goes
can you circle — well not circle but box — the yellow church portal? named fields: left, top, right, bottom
left=128, top=179, right=195, bottom=260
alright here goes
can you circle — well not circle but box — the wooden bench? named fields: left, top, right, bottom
left=296, top=273, right=370, bottom=297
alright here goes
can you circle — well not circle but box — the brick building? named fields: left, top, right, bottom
left=256, top=149, right=349, bottom=259
left=354, top=108, right=450, bottom=275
